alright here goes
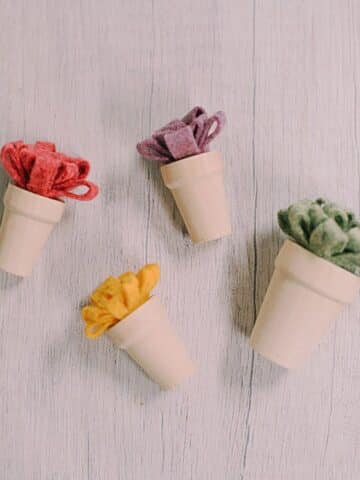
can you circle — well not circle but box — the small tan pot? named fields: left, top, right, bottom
left=250, top=240, right=360, bottom=368
left=106, top=296, right=195, bottom=389
left=0, top=184, right=65, bottom=277
left=160, top=151, right=231, bottom=243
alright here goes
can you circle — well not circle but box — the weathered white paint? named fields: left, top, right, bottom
left=0, top=1, right=359, bottom=478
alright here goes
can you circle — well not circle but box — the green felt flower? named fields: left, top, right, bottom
left=278, top=199, right=360, bottom=276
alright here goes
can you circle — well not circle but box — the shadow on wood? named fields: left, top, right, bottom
left=0, top=270, right=22, bottom=289
left=45, top=312, right=162, bottom=401
left=222, top=228, right=286, bottom=389
left=232, top=228, right=283, bottom=337
left=140, top=155, right=187, bottom=237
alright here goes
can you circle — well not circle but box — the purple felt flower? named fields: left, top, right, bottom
left=137, top=106, right=226, bottom=163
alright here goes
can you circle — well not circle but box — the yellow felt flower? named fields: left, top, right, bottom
left=82, top=264, right=160, bottom=339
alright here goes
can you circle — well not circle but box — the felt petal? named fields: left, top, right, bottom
left=56, top=180, right=99, bottom=201
left=54, top=162, right=79, bottom=186
left=308, top=204, right=328, bottom=229
left=26, top=153, right=60, bottom=196
left=277, top=209, right=292, bottom=236
left=82, top=305, right=116, bottom=339
left=153, top=119, right=185, bottom=138
left=286, top=200, right=313, bottom=247
left=138, top=264, right=160, bottom=297
left=61, top=158, right=90, bottom=180
left=91, top=278, right=117, bottom=308
left=0, top=142, right=27, bottom=187
left=182, top=106, right=206, bottom=124
left=322, top=202, right=352, bottom=231
left=85, top=318, right=116, bottom=339
left=164, top=126, right=200, bottom=160
left=309, top=218, right=348, bottom=257
left=153, top=120, right=186, bottom=150
left=346, top=227, right=360, bottom=253
left=82, top=305, right=107, bottom=323
left=18, top=148, right=36, bottom=181
left=118, top=272, right=137, bottom=283
left=190, top=113, right=208, bottom=143
left=35, top=141, right=56, bottom=152
left=199, top=111, right=226, bottom=149
left=120, top=277, right=141, bottom=310
left=105, top=297, right=129, bottom=319
left=136, top=139, right=170, bottom=162
left=72, top=158, right=91, bottom=179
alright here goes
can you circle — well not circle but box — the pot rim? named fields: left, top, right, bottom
left=276, top=239, right=360, bottom=303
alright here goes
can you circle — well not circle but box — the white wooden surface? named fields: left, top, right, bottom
left=0, top=1, right=360, bottom=478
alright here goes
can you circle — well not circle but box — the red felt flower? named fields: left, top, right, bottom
left=0, top=141, right=99, bottom=201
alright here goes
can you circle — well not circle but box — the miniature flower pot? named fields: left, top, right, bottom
left=106, top=295, right=195, bottom=389
left=250, top=240, right=360, bottom=368
left=160, top=151, right=231, bottom=243
left=0, top=184, right=65, bottom=277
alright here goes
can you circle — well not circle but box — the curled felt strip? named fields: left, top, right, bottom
left=137, top=106, right=226, bottom=163
left=82, top=264, right=160, bottom=339
left=0, top=141, right=99, bottom=200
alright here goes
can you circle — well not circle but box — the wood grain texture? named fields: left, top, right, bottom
left=0, top=0, right=360, bottom=478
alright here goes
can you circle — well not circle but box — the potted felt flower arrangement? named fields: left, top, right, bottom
left=82, top=264, right=194, bottom=389
left=250, top=199, right=360, bottom=368
left=137, top=106, right=231, bottom=244
left=0, top=141, right=99, bottom=277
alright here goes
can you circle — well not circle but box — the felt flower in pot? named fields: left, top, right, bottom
left=137, top=106, right=231, bottom=243
left=82, top=264, right=194, bottom=389
left=0, top=141, right=99, bottom=277
left=250, top=199, right=360, bottom=369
